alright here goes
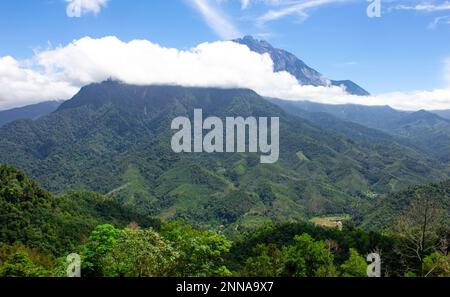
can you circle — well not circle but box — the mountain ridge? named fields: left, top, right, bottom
left=269, top=98, right=450, bottom=162
left=0, top=101, right=62, bottom=127
left=233, top=36, right=370, bottom=96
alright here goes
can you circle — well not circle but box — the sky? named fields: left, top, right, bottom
left=0, top=0, right=449, bottom=110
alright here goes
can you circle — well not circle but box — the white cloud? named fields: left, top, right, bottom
left=1, top=36, right=450, bottom=111
left=188, top=0, right=242, bottom=39
left=241, top=0, right=250, bottom=9
left=0, top=56, right=77, bottom=110
left=66, top=0, right=109, bottom=18
left=395, top=1, right=450, bottom=12
left=429, top=15, right=450, bottom=28
left=257, top=0, right=349, bottom=24
left=36, top=36, right=303, bottom=94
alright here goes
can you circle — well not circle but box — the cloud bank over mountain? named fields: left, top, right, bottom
left=0, top=36, right=449, bottom=111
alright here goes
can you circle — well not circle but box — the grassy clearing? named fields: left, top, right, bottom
left=310, top=214, right=351, bottom=228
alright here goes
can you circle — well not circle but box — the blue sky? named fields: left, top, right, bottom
left=0, top=0, right=449, bottom=110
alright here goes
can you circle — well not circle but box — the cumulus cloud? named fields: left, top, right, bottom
left=0, top=56, right=78, bottom=110
left=1, top=36, right=450, bottom=111
left=66, top=0, right=109, bottom=18
left=36, top=37, right=297, bottom=91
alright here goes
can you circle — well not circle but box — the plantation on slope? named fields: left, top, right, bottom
left=0, top=81, right=448, bottom=229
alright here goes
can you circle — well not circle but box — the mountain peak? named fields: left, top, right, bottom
left=236, top=35, right=274, bottom=51
left=396, top=109, right=448, bottom=125
left=233, top=36, right=370, bottom=96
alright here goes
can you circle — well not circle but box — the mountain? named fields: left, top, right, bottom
left=269, top=98, right=413, bottom=146
left=430, top=109, right=450, bottom=120
left=389, top=110, right=450, bottom=162
left=0, top=101, right=62, bottom=127
left=0, top=81, right=447, bottom=230
left=361, top=178, right=450, bottom=230
left=329, top=80, right=370, bottom=97
left=271, top=99, right=450, bottom=162
left=0, top=163, right=160, bottom=255
left=269, top=99, right=407, bottom=130
left=233, top=36, right=370, bottom=96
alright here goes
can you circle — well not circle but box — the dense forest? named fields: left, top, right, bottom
left=1, top=164, right=449, bottom=277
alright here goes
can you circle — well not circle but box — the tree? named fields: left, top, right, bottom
left=0, top=251, right=49, bottom=277
left=340, top=248, right=367, bottom=277
left=423, top=252, right=450, bottom=277
left=102, top=227, right=178, bottom=277
left=395, top=191, right=444, bottom=276
left=162, top=222, right=232, bottom=276
left=243, top=244, right=284, bottom=277
left=282, top=233, right=337, bottom=277
left=82, top=224, right=120, bottom=277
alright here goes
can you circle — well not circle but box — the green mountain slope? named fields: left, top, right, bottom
left=0, top=163, right=160, bottom=255
left=0, top=81, right=448, bottom=229
left=389, top=110, right=450, bottom=162
left=361, top=179, right=450, bottom=231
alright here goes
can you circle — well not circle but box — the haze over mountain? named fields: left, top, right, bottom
left=234, top=36, right=370, bottom=96
left=0, top=80, right=448, bottom=230
left=430, top=109, right=450, bottom=120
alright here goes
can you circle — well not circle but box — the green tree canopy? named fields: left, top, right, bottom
left=162, top=222, right=232, bottom=276
left=340, top=248, right=367, bottom=277
left=102, top=227, right=178, bottom=277
left=282, top=233, right=337, bottom=277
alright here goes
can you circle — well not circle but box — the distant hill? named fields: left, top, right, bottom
left=269, top=99, right=406, bottom=130
left=0, top=81, right=447, bottom=230
left=271, top=99, right=450, bottom=162
left=268, top=98, right=412, bottom=146
left=233, top=36, right=370, bottom=96
left=361, top=179, right=450, bottom=230
left=431, top=109, right=450, bottom=120
left=0, top=101, right=62, bottom=127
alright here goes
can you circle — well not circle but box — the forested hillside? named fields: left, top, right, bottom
left=0, top=81, right=448, bottom=231
left=1, top=163, right=449, bottom=277
left=361, top=179, right=450, bottom=230
left=0, top=164, right=160, bottom=255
